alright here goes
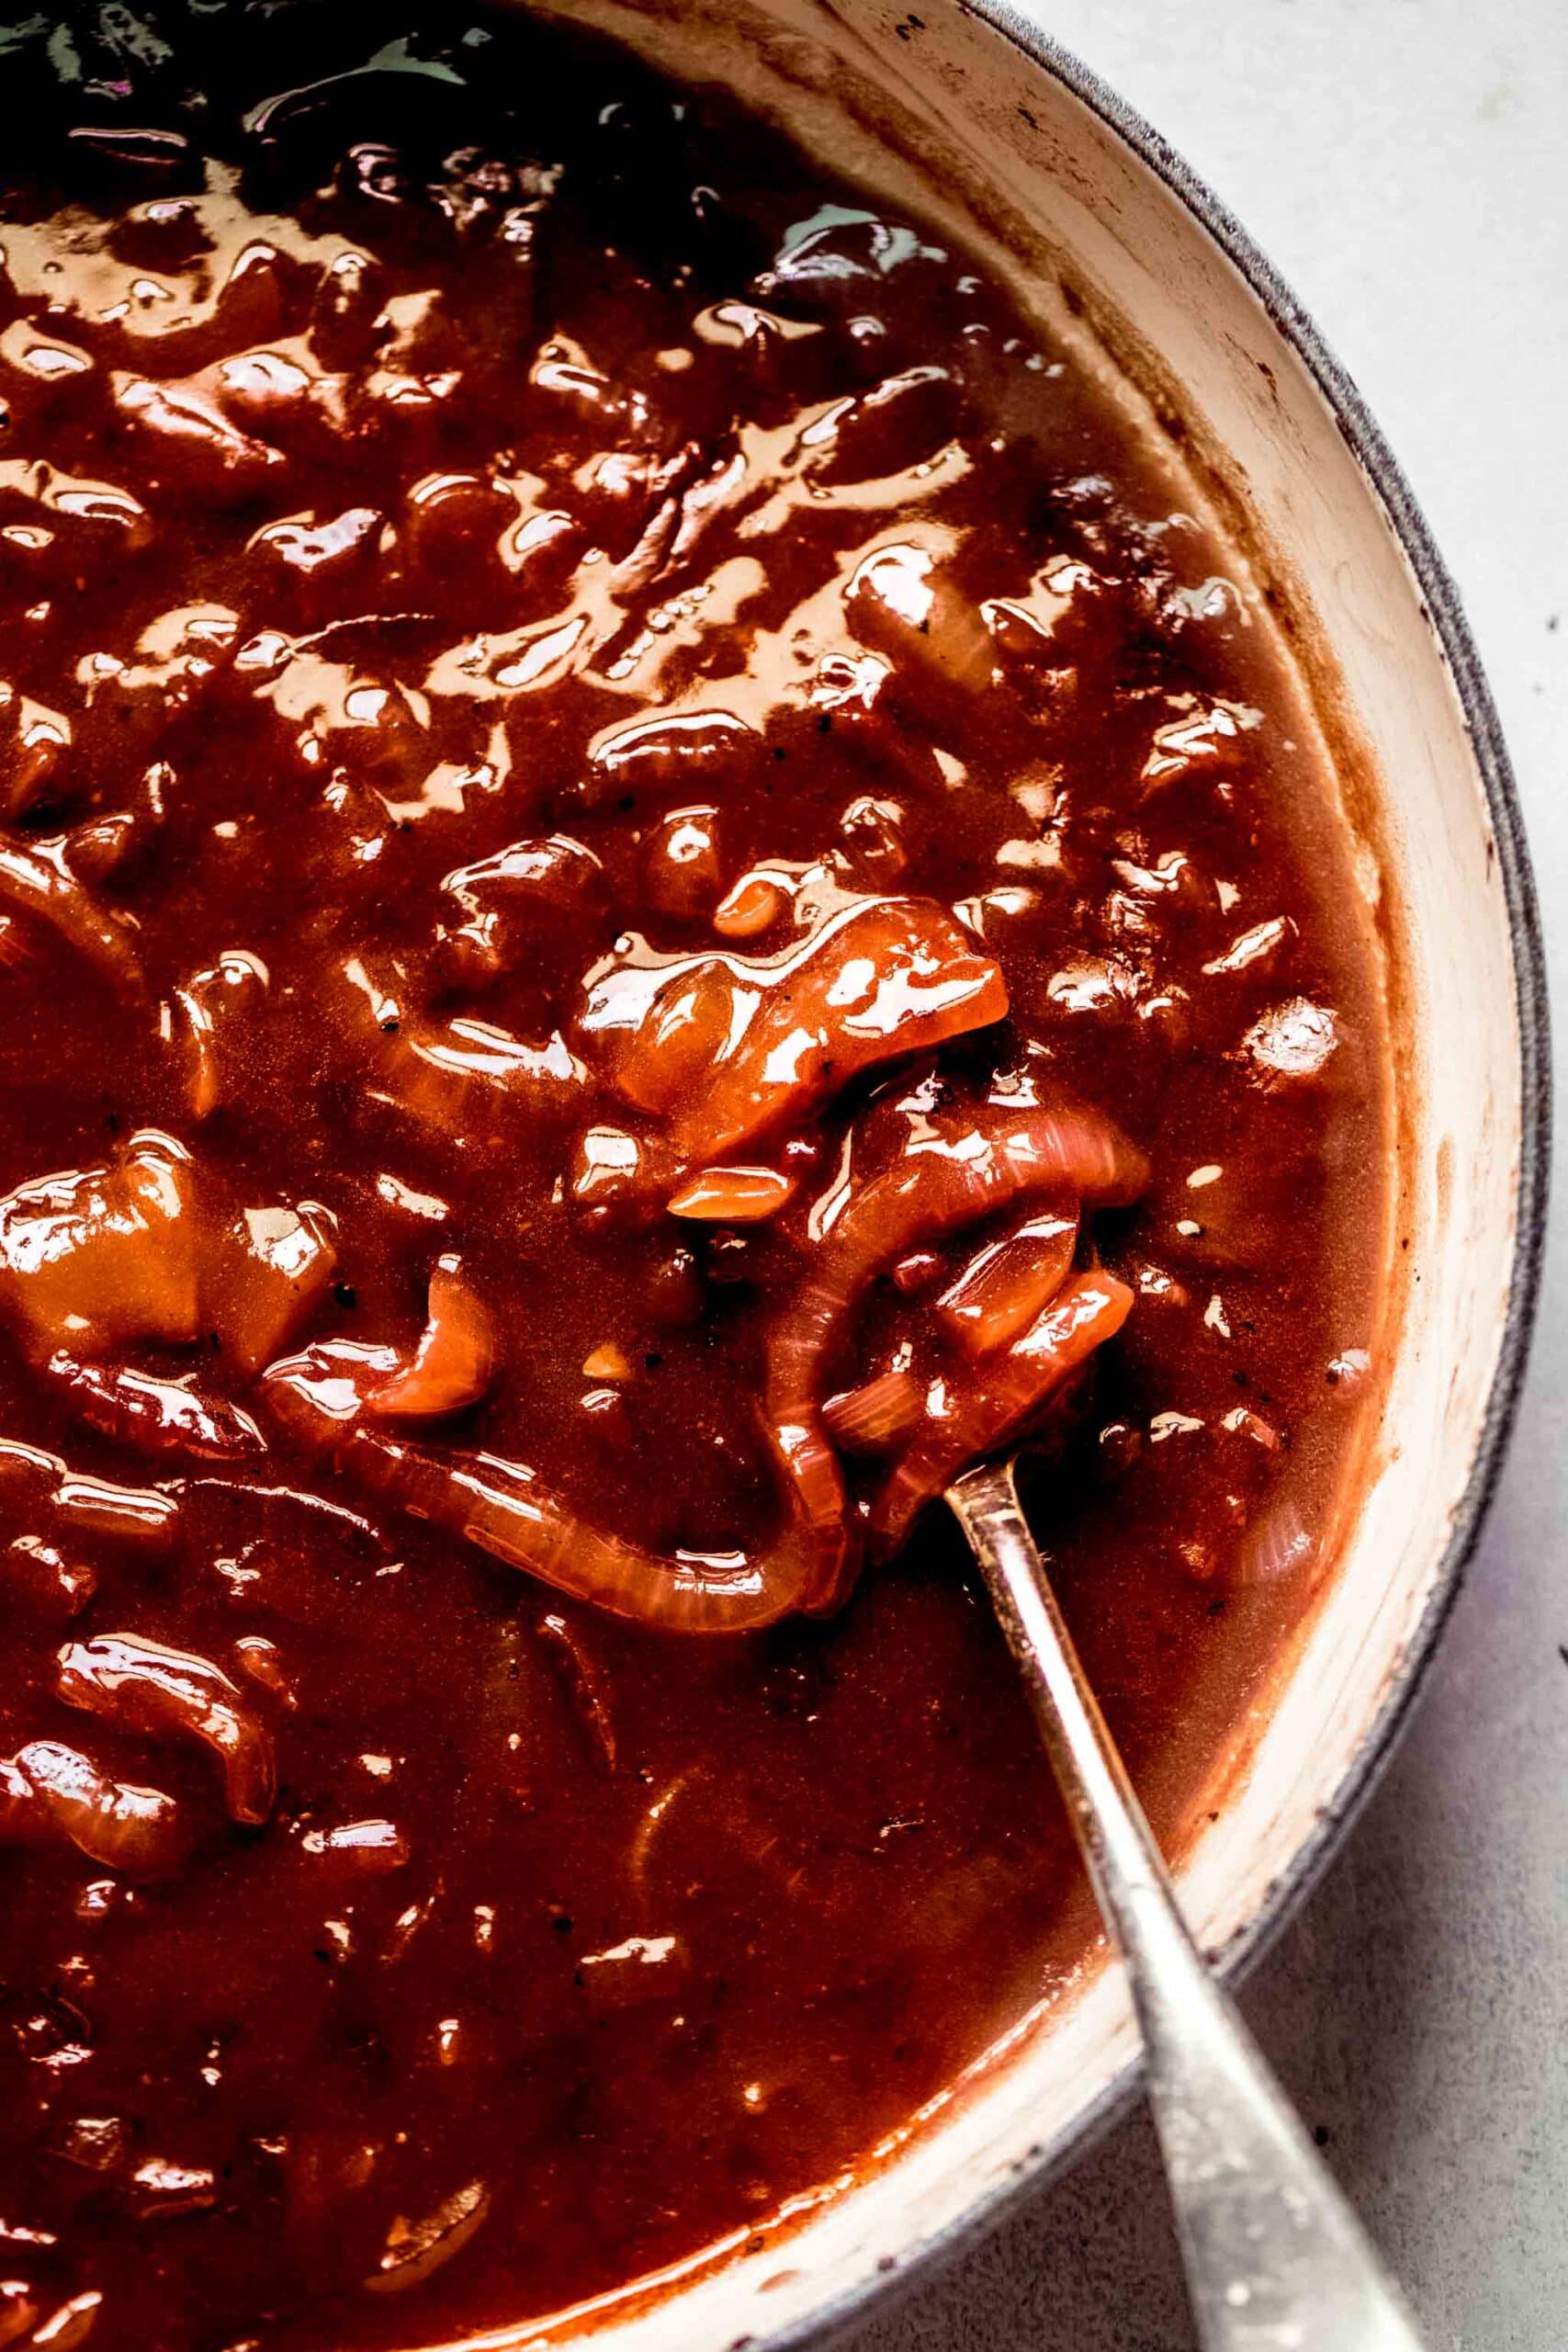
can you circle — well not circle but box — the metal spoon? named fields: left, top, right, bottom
left=946, top=1453, right=1427, bottom=2352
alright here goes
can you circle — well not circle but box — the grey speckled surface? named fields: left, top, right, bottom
left=845, top=6, right=1568, bottom=2349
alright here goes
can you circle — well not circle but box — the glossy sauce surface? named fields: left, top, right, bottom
left=0, top=8, right=1387, bottom=2346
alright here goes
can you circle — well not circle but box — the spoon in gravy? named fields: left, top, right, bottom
left=948, top=1453, right=1427, bottom=2352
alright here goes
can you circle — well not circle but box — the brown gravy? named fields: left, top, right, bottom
left=0, top=6, right=1387, bottom=2345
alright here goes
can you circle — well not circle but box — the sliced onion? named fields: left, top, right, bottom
left=0, top=681, right=71, bottom=821
left=44, top=1355, right=265, bottom=1463
left=337, top=1430, right=829, bottom=1636
left=259, top=1099, right=1144, bottom=1634
left=170, top=949, right=269, bottom=1121
left=27, top=2290, right=103, bottom=2350
left=581, top=894, right=1007, bottom=1164
left=261, top=1338, right=401, bottom=1444
left=667, top=1165, right=794, bottom=1223
left=173, top=1475, right=397, bottom=1567
left=890, top=1249, right=942, bottom=1294
left=4, top=1534, right=96, bottom=1618
left=54, top=1471, right=179, bottom=1548
left=0, top=1134, right=203, bottom=1359
left=401, top=1018, right=589, bottom=1136
left=807, top=366, right=958, bottom=488
left=1233, top=1497, right=1315, bottom=1588
left=935, top=1208, right=1077, bottom=1356
left=206, top=1200, right=337, bottom=1376
left=365, top=1256, right=496, bottom=1420
left=125, top=2156, right=218, bottom=2220
left=57, top=1631, right=276, bottom=1826
left=265, top=1261, right=496, bottom=1442
left=589, top=707, right=759, bottom=801
left=300, top=1816, right=410, bottom=1873
left=823, top=1369, right=923, bottom=1454
left=0, top=1738, right=186, bottom=1878
left=536, top=1612, right=618, bottom=1771
left=342, top=956, right=589, bottom=1137
left=367, top=2180, right=491, bottom=2295
left=113, top=370, right=286, bottom=493
left=568, top=1124, right=672, bottom=1227
left=712, top=872, right=783, bottom=938
left=0, top=836, right=147, bottom=998
left=0, top=911, right=35, bottom=974
left=644, top=805, right=723, bottom=919
left=0, top=2282, right=39, bottom=2346
left=436, top=833, right=606, bottom=984
left=765, top=1099, right=1143, bottom=1611
left=869, top=1271, right=1134, bottom=1556
left=0, top=1435, right=180, bottom=1551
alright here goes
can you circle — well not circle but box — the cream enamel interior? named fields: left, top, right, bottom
left=446, top=3, right=1527, bottom=2345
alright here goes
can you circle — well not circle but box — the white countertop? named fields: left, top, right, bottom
left=851, top=6, right=1568, bottom=2347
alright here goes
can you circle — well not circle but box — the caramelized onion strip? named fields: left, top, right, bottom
left=822, top=1369, right=923, bottom=1453
left=769, top=1103, right=1144, bottom=1611
left=0, top=1737, right=186, bottom=1877
left=0, top=1134, right=202, bottom=1359
left=364, top=1257, right=496, bottom=1420
left=935, top=1208, right=1078, bottom=1357
left=582, top=895, right=1008, bottom=1165
left=342, top=956, right=590, bottom=1139
left=0, top=838, right=147, bottom=997
left=44, top=1355, right=266, bottom=1463
left=264, top=1334, right=839, bottom=1633
left=339, top=1432, right=823, bottom=1636
left=869, top=1271, right=1135, bottom=1556
left=0, top=1434, right=180, bottom=1548
left=261, top=1101, right=1141, bottom=1632
left=56, top=1631, right=276, bottom=1825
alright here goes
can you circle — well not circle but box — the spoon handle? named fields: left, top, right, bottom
left=946, top=1456, right=1426, bottom=2352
